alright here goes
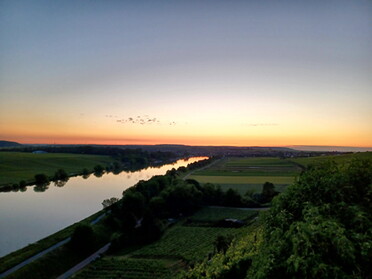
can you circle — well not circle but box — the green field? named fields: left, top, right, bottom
left=288, top=152, right=372, bottom=168
left=74, top=257, right=181, bottom=279
left=189, top=157, right=300, bottom=193
left=217, top=183, right=288, bottom=195
left=130, top=226, right=241, bottom=262
left=190, top=175, right=295, bottom=184
left=189, top=207, right=257, bottom=222
left=73, top=207, right=258, bottom=278
left=0, top=152, right=115, bottom=186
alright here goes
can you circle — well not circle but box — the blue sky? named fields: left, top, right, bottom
left=0, top=0, right=371, bottom=146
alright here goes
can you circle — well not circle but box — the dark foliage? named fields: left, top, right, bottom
left=249, top=159, right=372, bottom=279
left=34, top=173, right=49, bottom=185
left=53, top=169, right=68, bottom=181
left=69, top=225, right=97, bottom=254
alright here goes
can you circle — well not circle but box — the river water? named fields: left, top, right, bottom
left=0, top=157, right=207, bottom=257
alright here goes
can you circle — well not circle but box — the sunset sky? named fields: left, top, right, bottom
left=1, top=1, right=371, bottom=147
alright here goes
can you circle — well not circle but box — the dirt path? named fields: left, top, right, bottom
left=56, top=243, right=111, bottom=279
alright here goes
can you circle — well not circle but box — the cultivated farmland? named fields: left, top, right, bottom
left=288, top=151, right=372, bottom=168
left=188, top=157, right=301, bottom=194
left=0, top=152, right=115, bottom=186
left=73, top=257, right=180, bottom=279
left=130, top=226, right=241, bottom=262
left=73, top=206, right=259, bottom=278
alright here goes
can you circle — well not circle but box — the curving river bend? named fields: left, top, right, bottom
left=0, top=157, right=207, bottom=257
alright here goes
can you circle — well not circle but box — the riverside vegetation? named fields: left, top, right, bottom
left=2, top=153, right=371, bottom=278
left=75, top=154, right=372, bottom=279
left=0, top=146, right=176, bottom=191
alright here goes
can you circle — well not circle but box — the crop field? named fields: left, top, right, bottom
left=75, top=207, right=257, bottom=278
left=194, top=157, right=300, bottom=176
left=288, top=152, right=372, bottom=168
left=189, top=157, right=300, bottom=193
left=73, top=257, right=180, bottom=279
left=190, top=175, right=295, bottom=184
left=217, top=183, right=288, bottom=195
left=130, top=226, right=241, bottom=262
left=189, top=207, right=257, bottom=222
left=0, top=152, right=115, bottom=186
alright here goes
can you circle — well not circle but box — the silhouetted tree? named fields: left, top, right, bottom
left=34, top=173, right=49, bottom=185
left=69, top=224, right=96, bottom=254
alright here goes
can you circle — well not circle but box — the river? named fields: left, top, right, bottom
left=0, top=157, right=207, bottom=257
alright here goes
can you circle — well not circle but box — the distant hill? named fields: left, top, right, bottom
left=291, top=145, right=372, bottom=152
left=0, top=140, right=22, bottom=147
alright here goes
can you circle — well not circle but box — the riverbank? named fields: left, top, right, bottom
left=0, top=210, right=104, bottom=275
left=0, top=152, right=116, bottom=190
left=0, top=157, right=208, bottom=262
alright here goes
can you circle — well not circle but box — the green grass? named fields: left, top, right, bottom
left=74, top=207, right=258, bottom=278
left=189, top=175, right=296, bottom=185
left=189, top=157, right=300, bottom=194
left=217, top=183, right=288, bottom=195
left=194, top=169, right=299, bottom=176
left=189, top=207, right=257, bottom=222
left=73, top=257, right=181, bottom=279
left=288, top=152, right=372, bottom=168
left=0, top=152, right=115, bottom=186
left=0, top=211, right=104, bottom=274
left=130, top=225, right=243, bottom=263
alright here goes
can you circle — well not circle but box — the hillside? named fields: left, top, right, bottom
left=0, top=141, right=21, bottom=148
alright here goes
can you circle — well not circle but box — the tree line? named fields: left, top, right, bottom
left=88, top=158, right=274, bottom=253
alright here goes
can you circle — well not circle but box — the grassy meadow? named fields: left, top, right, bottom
left=0, top=152, right=115, bottom=186
left=189, top=207, right=257, bottom=223
left=189, top=157, right=301, bottom=194
left=288, top=151, right=372, bottom=168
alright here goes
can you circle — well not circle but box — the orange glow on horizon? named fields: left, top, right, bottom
left=3, top=133, right=371, bottom=148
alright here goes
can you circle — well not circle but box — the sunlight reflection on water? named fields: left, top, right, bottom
left=0, top=157, right=207, bottom=257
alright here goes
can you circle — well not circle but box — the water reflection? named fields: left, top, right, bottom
left=54, top=179, right=69, bottom=187
left=34, top=183, right=50, bottom=192
left=0, top=157, right=207, bottom=257
left=93, top=172, right=104, bottom=178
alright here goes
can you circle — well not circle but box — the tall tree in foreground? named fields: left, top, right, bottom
left=250, top=160, right=372, bottom=279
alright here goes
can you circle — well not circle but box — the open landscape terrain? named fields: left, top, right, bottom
left=0, top=152, right=115, bottom=187
left=73, top=207, right=258, bottom=279
left=1, top=1, right=371, bottom=277
left=189, top=157, right=301, bottom=194
left=0, top=153, right=370, bottom=278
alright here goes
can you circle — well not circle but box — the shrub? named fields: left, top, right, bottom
left=34, top=174, right=49, bottom=185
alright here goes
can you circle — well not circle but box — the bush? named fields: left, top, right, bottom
left=69, top=225, right=96, bottom=254
left=94, top=165, right=104, bottom=174
left=53, top=169, right=68, bottom=181
left=34, top=174, right=49, bottom=185
left=223, top=188, right=242, bottom=207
